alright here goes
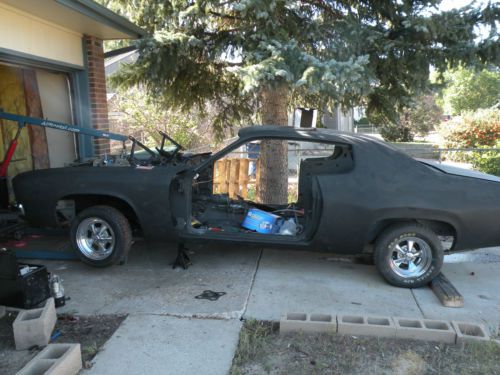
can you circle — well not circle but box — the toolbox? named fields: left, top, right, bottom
left=0, top=249, right=50, bottom=308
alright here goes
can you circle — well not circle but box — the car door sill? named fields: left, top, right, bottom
left=180, top=231, right=310, bottom=246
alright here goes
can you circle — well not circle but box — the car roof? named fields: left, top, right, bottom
left=238, top=125, right=382, bottom=145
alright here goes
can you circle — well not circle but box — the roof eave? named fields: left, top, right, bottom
left=56, top=0, right=147, bottom=39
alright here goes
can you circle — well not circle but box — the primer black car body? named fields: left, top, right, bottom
left=12, top=126, right=500, bottom=286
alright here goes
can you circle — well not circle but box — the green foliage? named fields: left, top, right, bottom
left=441, top=68, right=500, bottom=115
left=470, top=141, right=500, bottom=176
left=370, top=95, right=442, bottom=142
left=439, top=108, right=500, bottom=148
left=354, top=117, right=370, bottom=125
left=109, top=87, right=203, bottom=149
left=102, top=0, right=499, bottom=133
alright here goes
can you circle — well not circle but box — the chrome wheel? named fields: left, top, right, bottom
left=389, top=237, right=432, bottom=278
left=75, top=217, right=115, bottom=260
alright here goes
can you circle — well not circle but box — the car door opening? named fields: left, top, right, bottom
left=188, top=139, right=353, bottom=239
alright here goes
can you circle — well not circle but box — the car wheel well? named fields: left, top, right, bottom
left=368, top=219, right=456, bottom=246
left=56, top=194, right=141, bottom=233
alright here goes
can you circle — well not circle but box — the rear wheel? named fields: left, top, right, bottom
left=374, top=223, right=443, bottom=288
left=70, top=205, right=132, bottom=267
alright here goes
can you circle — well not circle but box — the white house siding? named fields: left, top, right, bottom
left=0, top=3, right=83, bottom=67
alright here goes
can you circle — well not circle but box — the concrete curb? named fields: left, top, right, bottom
left=13, top=298, right=57, bottom=350
left=280, top=313, right=336, bottom=334
left=16, top=343, right=82, bottom=375
left=279, top=312, right=492, bottom=345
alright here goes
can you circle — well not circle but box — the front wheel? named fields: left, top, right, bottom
left=70, top=205, right=132, bottom=267
left=374, top=224, right=443, bottom=288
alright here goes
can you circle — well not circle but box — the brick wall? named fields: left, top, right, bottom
left=84, top=35, right=110, bottom=157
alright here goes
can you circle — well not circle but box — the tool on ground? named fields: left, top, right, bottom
left=195, top=290, right=226, bottom=301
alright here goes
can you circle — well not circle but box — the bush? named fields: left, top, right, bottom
left=370, top=95, right=442, bottom=142
left=379, top=123, right=414, bottom=142
left=439, top=108, right=500, bottom=149
left=470, top=141, right=500, bottom=176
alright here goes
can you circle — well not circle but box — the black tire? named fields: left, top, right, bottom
left=374, top=223, right=443, bottom=288
left=70, top=205, right=132, bottom=267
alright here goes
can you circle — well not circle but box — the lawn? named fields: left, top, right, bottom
left=231, top=320, right=500, bottom=375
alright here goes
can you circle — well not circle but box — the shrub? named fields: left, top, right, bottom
left=439, top=108, right=500, bottom=149
left=470, top=141, right=500, bottom=176
left=370, top=95, right=442, bottom=142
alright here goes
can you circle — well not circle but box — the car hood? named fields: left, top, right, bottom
left=418, top=160, right=500, bottom=183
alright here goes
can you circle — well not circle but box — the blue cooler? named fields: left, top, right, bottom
left=242, top=208, right=280, bottom=234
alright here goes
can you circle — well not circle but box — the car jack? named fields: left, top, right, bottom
left=172, top=243, right=192, bottom=269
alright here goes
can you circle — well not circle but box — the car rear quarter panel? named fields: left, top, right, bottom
left=311, top=141, right=500, bottom=253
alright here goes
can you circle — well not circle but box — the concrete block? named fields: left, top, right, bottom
left=420, top=319, right=457, bottom=344
left=394, top=317, right=426, bottom=340
left=338, top=315, right=396, bottom=338
left=16, top=343, right=82, bottom=375
left=395, top=318, right=456, bottom=343
left=13, top=298, right=56, bottom=350
left=280, top=313, right=336, bottom=334
left=364, top=316, right=397, bottom=338
left=337, top=315, right=366, bottom=336
left=451, top=321, right=490, bottom=344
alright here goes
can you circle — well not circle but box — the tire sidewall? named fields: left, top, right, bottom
left=70, top=206, right=130, bottom=267
left=375, top=225, right=443, bottom=288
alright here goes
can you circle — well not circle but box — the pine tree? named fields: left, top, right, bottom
left=109, top=0, right=499, bottom=204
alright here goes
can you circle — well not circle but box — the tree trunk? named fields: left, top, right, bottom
left=257, top=84, right=289, bottom=205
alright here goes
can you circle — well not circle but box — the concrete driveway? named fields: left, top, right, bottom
left=22, top=243, right=500, bottom=374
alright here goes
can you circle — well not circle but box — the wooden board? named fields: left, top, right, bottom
left=23, top=69, right=50, bottom=170
left=429, top=273, right=464, bottom=308
left=213, top=158, right=256, bottom=199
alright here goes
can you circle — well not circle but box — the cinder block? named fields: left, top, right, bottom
left=13, top=298, right=56, bottom=350
left=394, top=317, right=426, bottom=340
left=280, top=313, right=336, bottom=334
left=420, top=319, right=456, bottom=344
left=451, top=321, right=490, bottom=344
left=337, top=315, right=366, bottom=336
left=338, top=315, right=396, bottom=338
left=394, top=318, right=456, bottom=343
left=364, top=316, right=397, bottom=338
left=16, top=343, right=82, bottom=375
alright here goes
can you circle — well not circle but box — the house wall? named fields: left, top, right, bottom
left=0, top=3, right=83, bottom=67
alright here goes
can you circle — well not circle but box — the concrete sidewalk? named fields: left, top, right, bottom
left=88, top=316, right=241, bottom=375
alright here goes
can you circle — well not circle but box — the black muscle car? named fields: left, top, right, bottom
left=13, top=126, right=500, bottom=288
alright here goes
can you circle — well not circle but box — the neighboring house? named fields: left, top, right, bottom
left=290, top=107, right=354, bottom=132
left=0, top=0, right=145, bottom=178
left=321, top=106, right=354, bottom=132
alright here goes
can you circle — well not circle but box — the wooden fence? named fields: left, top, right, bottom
left=213, top=158, right=260, bottom=199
